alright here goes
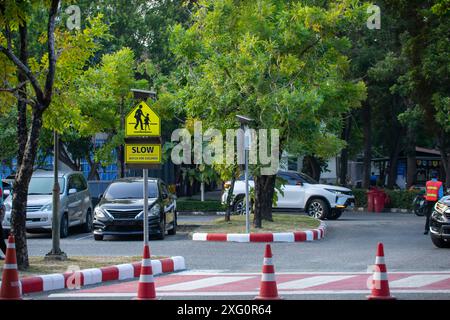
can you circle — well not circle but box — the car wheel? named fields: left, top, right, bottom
left=307, top=199, right=329, bottom=220
left=327, top=209, right=342, bottom=220
left=168, top=212, right=177, bottom=235
left=94, top=234, right=104, bottom=241
left=60, top=214, right=69, bottom=239
left=82, top=209, right=93, bottom=233
left=430, top=234, right=450, bottom=248
left=233, top=197, right=245, bottom=215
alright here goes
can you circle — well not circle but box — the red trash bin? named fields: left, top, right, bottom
left=367, top=188, right=379, bottom=212
left=374, top=190, right=386, bottom=213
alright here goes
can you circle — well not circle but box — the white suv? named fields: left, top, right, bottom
left=221, top=170, right=355, bottom=220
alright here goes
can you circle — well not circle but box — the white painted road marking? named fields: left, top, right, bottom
left=47, top=289, right=450, bottom=299
left=74, top=234, right=94, bottom=241
left=390, top=275, right=450, bottom=288
left=157, top=276, right=254, bottom=291
left=278, top=275, right=356, bottom=289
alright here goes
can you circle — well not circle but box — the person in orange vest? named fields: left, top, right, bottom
left=424, top=172, right=444, bottom=235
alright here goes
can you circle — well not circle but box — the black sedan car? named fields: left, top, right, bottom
left=430, top=195, right=450, bottom=248
left=93, top=178, right=177, bottom=241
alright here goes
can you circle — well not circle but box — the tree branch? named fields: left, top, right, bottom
left=0, top=45, right=45, bottom=102
left=0, top=79, right=29, bottom=92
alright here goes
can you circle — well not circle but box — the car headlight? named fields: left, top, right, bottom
left=434, top=202, right=448, bottom=215
left=41, top=203, right=52, bottom=212
left=136, top=204, right=161, bottom=218
left=150, top=204, right=160, bottom=216
left=325, top=189, right=344, bottom=195
left=94, top=207, right=108, bottom=219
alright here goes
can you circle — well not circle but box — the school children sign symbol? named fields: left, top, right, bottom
left=125, top=101, right=160, bottom=137
left=124, top=101, right=162, bottom=167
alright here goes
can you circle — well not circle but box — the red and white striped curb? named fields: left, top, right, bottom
left=192, top=222, right=326, bottom=243
left=4, top=256, right=185, bottom=295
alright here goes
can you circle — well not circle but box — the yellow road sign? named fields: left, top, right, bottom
left=125, top=101, right=160, bottom=137
left=125, top=144, right=161, bottom=164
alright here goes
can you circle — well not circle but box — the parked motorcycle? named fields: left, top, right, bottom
left=413, top=191, right=427, bottom=216
left=412, top=187, right=450, bottom=216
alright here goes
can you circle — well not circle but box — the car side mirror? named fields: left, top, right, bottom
left=296, top=181, right=303, bottom=186
left=68, top=188, right=77, bottom=195
left=98, top=193, right=103, bottom=199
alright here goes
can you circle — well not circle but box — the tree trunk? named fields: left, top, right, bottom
left=362, top=103, right=372, bottom=189
left=118, top=145, right=125, bottom=178
left=58, top=139, right=79, bottom=171
left=17, top=24, right=28, bottom=166
left=224, top=168, right=237, bottom=222
left=118, top=98, right=125, bottom=178
left=254, top=174, right=276, bottom=227
left=12, top=108, right=44, bottom=270
left=86, top=154, right=100, bottom=180
left=405, top=116, right=417, bottom=188
left=339, top=113, right=352, bottom=186
left=304, top=155, right=321, bottom=181
left=387, top=133, right=401, bottom=189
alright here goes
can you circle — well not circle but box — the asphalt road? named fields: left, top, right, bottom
left=25, top=211, right=450, bottom=300
left=26, top=212, right=448, bottom=272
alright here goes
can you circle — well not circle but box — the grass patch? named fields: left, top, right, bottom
left=191, top=214, right=320, bottom=234
left=0, top=255, right=166, bottom=277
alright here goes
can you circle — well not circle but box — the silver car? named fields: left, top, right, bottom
left=2, top=170, right=93, bottom=238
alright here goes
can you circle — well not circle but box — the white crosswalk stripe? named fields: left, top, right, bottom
left=157, top=276, right=255, bottom=291
left=278, top=275, right=356, bottom=289
left=390, top=275, right=450, bottom=288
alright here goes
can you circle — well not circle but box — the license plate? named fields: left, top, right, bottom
left=114, top=220, right=136, bottom=226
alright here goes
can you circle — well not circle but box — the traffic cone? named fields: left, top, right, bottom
left=0, top=235, right=22, bottom=300
left=255, top=244, right=282, bottom=300
left=367, top=242, right=396, bottom=300
left=135, top=244, right=157, bottom=300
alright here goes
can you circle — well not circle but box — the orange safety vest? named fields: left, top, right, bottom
left=425, top=180, right=443, bottom=201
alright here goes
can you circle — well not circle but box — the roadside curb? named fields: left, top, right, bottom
left=179, top=211, right=226, bottom=216
left=191, top=222, right=326, bottom=243
left=14, top=256, right=186, bottom=295
left=351, top=207, right=412, bottom=213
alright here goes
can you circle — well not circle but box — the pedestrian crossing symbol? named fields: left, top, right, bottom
left=125, top=101, right=160, bottom=137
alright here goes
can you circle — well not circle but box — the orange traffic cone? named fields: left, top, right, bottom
left=255, top=244, right=282, bottom=300
left=0, top=235, right=22, bottom=300
left=367, top=242, right=396, bottom=300
left=136, top=244, right=157, bottom=300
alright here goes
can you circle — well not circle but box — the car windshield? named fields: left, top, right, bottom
left=297, top=173, right=318, bottom=184
left=28, top=177, right=65, bottom=195
left=104, top=181, right=158, bottom=200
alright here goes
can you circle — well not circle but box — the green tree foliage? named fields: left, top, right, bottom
left=166, top=0, right=367, bottom=226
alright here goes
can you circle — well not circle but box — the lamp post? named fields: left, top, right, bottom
left=236, top=115, right=253, bottom=234
left=45, top=130, right=67, bottom=261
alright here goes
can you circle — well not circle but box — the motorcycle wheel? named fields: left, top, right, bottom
left=413, top=198, right=426, bottom=216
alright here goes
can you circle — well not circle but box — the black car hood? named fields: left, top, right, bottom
left=99, top=198, right=157, bottom=209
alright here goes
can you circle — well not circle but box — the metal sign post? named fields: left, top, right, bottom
left=245, top=148, right=250, bottom=234
left=143, top=169, right=149, bottom=245
left=125, top=92, right=162, bottom=249
left=236, top=115, right=254, bottom=234
left=244, top=126, right=251, bottom=234
left=45, top=131, right=67, bottom=261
